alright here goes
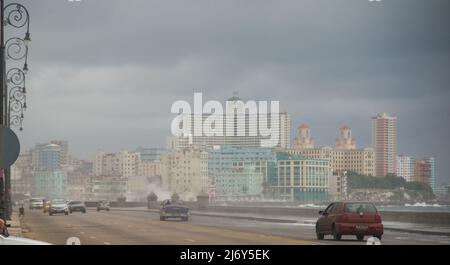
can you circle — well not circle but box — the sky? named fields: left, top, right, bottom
left=11, top=0, right=450, bottom=184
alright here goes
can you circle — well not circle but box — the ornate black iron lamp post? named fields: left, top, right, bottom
left=0, top=0, right=31, bottom=220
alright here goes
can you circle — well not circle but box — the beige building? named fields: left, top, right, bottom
left=293, top=124, right=315, bottom=149
left=288, top=124, right=375, bottom=176
left=161, top=147, right=208, bottom=201
left=372, top=113, right=398, bottom=176
left=335, top=125, right=356, bottom=150
left=93, top=150, right=140, bottom=177
left=138, top=160, right=162, bottom=177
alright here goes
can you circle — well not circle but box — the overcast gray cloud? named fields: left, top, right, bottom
left=14, top=0, right=450, bottom=184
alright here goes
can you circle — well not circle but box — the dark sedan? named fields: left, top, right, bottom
left=159, top=199, right=190, bottom=221
left=68, top=201, right=86, bottom=214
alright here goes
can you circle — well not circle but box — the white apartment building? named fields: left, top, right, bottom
left=172, top=95, right=290, bottom=149
left=93, top=150, right=140, bottom=177
left=161, top=147, right=209, bottom=201
left=396, top=155, right=414, bottom=182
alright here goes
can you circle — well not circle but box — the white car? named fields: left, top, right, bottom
left=0, top=235, right=51, bottom=245
left=49, top=199, right=69, bottom=216
left=29, top=198, right=44, bottom=210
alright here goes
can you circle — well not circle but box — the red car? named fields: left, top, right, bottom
left=315, top=202, right=383, bottom=241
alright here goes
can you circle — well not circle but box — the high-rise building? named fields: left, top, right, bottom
left=396, top=155, right=414, bottom=182
left=31, top=143, right=62, bottom=171
left=372, top=113, right=398, bottom=176
left=50, top=140, right=69, bottom=167
left=289, top=125, right=375, bottom=176
left=174, top=95, right=291, bottom=149
left=160, top=147, right=209, bottom=201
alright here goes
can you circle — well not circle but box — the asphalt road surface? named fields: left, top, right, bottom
left=20, top=208, right=450, bottom=245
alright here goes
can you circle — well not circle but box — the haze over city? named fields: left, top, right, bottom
left=2, top=0, right=450, bottom=250
left=18, top=0, right=450, bottom=184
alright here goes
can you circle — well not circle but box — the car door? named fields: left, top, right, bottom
left=327, top=203, right=342, bottom=232
left=318, top=203, right=335, bottom=233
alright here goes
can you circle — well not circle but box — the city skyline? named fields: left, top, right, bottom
left=20, top=111, right=443, bottom=184
left=15, top=0, right=450, bottom=184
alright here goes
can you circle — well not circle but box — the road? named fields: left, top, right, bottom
left=20, top=208, right=450, bottom=245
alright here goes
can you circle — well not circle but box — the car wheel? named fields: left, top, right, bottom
left=65, top=212, right=69, bottom=215
left=356, top=235, right=364, bottom=241
left=82, top=210, right=86, bottom=214
left=107, top=208, right=110, bottom=211
left=332, top=225, right=341, bottom=241
left=49, top=212, right=52, bottom=216
left=97, top=208, right=100, bottom=211
left=315, top=224, right=324, bottom=240
left=69, top=211, right=72, bottom=214
left=375, top=235, right=382, bottom=240
left=316, top=231, right=324, bottom=240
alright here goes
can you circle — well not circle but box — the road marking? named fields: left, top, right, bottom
left=90, top=236, right=96, bottom=239
left=185, top=239, right=196, bottom=242
left=104, top=242, right=111, bottom=245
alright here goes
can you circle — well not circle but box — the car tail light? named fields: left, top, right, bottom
left=375, top=212, right=382, bottom=223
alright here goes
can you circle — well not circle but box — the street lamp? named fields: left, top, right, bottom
left=0, top=0, right=31, bottom=220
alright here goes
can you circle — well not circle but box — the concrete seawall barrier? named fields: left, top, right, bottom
left=204, top=205, right=450, bottom=225
left=84, top=201, right=450, bottom=225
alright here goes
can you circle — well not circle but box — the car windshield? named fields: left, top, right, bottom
left=71, top=201, right=82, bottom=204
left=52, top=199, right=66, bottom=204
left=30, top=199, right=42, bottom=203
left=344, top=203, right=377, bottom=213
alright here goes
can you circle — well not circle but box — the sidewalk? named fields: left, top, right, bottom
left=6, top=212, right=23, bottom=237
left=111, top=207, right=450, bottom=236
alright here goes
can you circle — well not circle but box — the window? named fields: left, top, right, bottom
left=324, top=203, right=335, bottom=214
left=344, top=203, right=377, bottom=213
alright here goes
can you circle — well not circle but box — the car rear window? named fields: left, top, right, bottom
left=344, top=203, right=377, bottom=213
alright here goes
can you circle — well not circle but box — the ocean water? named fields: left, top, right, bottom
left=378, top=202, right=450, bottom=213
left=296, top=202, right=450, bottom=213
